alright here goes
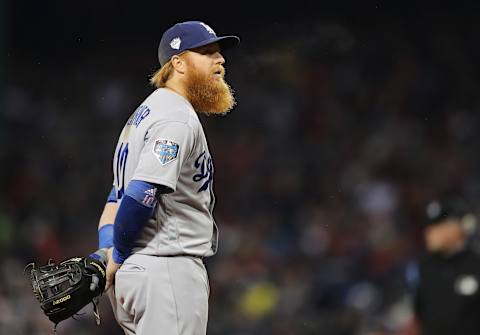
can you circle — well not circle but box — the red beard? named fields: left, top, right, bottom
left=184, top=65, right=236, bottom=115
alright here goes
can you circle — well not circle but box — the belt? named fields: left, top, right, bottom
left=135, top=253, right=204, bottom=260
left=163, top=254, right=204, bottom=260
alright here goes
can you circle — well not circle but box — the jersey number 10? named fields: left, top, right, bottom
left=115, top=142, right=129, bottom=200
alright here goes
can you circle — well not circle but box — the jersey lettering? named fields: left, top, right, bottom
left=193, top=151, right=213, bottom=192
left=127, top=105, right=151, bottom=128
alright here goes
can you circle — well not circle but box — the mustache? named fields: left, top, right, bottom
left=213, top=66, right=225, bottom=76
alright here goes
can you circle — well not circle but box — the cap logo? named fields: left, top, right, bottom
left=199, top=22, right=215, bottom=35
left=170, top=37, right=182, bottom=50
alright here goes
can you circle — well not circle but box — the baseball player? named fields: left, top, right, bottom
left=96, top=21, right=239, bottom=335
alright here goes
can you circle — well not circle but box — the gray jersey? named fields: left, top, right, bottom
left=112, top=88, right=218, bottom=257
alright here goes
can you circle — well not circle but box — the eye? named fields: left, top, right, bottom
left=194, top=48, right=210, bottom=55
left=205, top=46, right=220, bottom=55
left=193, top=45, right=220, bottom=56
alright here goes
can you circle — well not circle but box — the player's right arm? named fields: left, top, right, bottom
left=103, top=181, right=159, bottom=291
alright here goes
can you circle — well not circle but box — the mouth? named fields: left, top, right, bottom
left=213, top=69, right=224, bottom=78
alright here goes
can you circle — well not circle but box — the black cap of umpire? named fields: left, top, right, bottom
left=425, top=195, right=477, bottom=234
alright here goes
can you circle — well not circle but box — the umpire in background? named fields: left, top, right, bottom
left=407, top=195, right=480, bottom=335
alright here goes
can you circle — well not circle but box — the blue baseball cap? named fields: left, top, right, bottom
left=158, top=21, right=240, bottom=66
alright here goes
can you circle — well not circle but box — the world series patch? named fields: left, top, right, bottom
left=153, top=139, right=179, bottom=166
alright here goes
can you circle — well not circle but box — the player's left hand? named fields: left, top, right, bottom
left=105, top=247, right=121, bottom=292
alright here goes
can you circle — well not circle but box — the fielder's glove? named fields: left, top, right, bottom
left=25, top=249, right=107, bottom=327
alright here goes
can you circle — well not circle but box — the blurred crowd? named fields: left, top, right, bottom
left=3, top=13, right=480, bottom=335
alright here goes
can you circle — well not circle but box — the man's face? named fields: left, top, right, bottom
left=424, top=219, right=465, bottom=253
left=182, top=43, right=235, bottom=115
left=187, top=43, right=226, bottom=80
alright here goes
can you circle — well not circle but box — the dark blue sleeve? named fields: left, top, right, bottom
left=112, top=180, right=158, bottom=263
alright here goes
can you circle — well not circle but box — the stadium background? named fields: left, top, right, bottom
left=2, top=2, right=480, bottom=334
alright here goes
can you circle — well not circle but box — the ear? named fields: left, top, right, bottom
left=461, top=214, right=477, bottom=236
left=171, top=54, right=186, bottom=74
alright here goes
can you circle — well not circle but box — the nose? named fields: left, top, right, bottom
left=214, top=52, right=225, bottom=65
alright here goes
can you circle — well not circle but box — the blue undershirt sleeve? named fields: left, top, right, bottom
left=112, top=180, right=158, bottom=264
